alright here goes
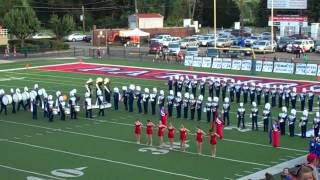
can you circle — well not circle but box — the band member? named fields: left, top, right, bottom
left=278, top=107, right=288, bottom=135
left=135, top=86, right=142, bottom=113
left=199, top=77, right=206, bottom=96
left=223, top=97, right=230, bottom=126
left=314, top=112, right=320, bottom=137
left=47, top=95, right=54, bottom=122
left=212, top=97, right=219, bottom=121
left=23, top=87, right=30, bottom=110
left=167, top=90, right=174, bottom=117
left=43, top=93, right=48, bottom=118
left=256, top=83, right=262, bottom=105
left=34, top=84, right=42, bottom=105
left=160, top=107, right=168, bottom=125
left=146, top=119, right=155, bottom=146
left=235, top=80, right=242, bottom=103
left=174, top=75, right=179, bottom=96
left=242, top=82, right=249, bottom=104
left=168, top=76, right=173, bottom=91
left=122, top=86, right=128, bottom=111
left=288, top=109, right=296, bottom=137
left=209, top=128, right=220, bottom=158
left=158, top=121, right=167, bottom=146
left=175, top=92, right=182, bottom=118
left=177, top=76, right=184, bottom=94
left=300, top=88, right=306, bottom=111
left=143, top=88, right=150, bottom=114
left=113, top=87, right=120, bottom=110
left=30, top=94, right=37, bottom=120
left=84, top=92, right=92, bottom=118
left=85, top=78, right=93, bottom=97
left=189, top=94, right=196, bottom=120
left=69, top=90, right=77, bottom=119
left=196, top=95, right=203, bottom=121
left=184, top=76, right=190, bottom=93
left=11, top=88, right=16, bottom=113
left=97, top=89, right=104, bottom=116
left=208, top=78, right=214, bottom=98
left=128, top=84, right=135, bottom=113
left=103, top=78, right=111, bottom=103
left=221, top=78, right=227, bottom=100
left=191, top=77, right=198, bottom=96
left=167, top=123, right=175, bottom=150
left=308, top=87, right=314, bottom=112
left=214, top=113, right=224, bottom=139
left=251, top=102, right=259, bottom=130
left=290, top=87, right=297, bottom=109
left=249, top=82, right=256, bottom=104
left=300, top=110, right=308, bottom=138
left=158, top=90, right=165, bottom=110
left=271, top=85, right=277, bottom=107
left=15, top=88, right=24, bottom=111
left=59, top=95, right=66, bottom=121
left=55, top=91, right=62, bottom=115
left=179, top=124, right=189, bottom=152
left=278, top=85, right=284, bottom=108
left=284, top=85, right=291, bottom=108
left=205, top=97, right=212, bottom=123
left=214, top=78, right=221, bottom=98
left=183, top=93, right=189, bottom=119
left=237, top=102, right=245, bottom=129
left=134, top=119, right=142, bottom=144
left=95, top=77, right=103, bottom=99
left=263, top=103, right=271, bottom=132
left=229, top=79, right=235, bottom=102
left=263, top=84, right=270, bottom=104
left=150, top=88, right=158, bottom=115
left=0, top=89, right=7, bottom=115
left=196, top=126, right=206, bottom=155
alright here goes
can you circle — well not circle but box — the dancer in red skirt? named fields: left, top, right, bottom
left=160, top=107, right=168, bottom=125
left=209, top=128, right=220, bottom=158
left=146, top=119, right=155, bottom=146
left=157, top=121, right=167, bottom=146
left=214, top=113, right=224, bottom=139
left=134, top=119, right=143, bottom=144
left=179, top=124, right=190, bottom=152
left=167, top=123, right=175, bottom=150
left=196, top=126, right=206, bottom=155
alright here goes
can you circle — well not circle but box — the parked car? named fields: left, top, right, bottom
left=252, top=40, right=276, bottom=53
left=186, top=46, right=199, bottom=56
left=32, top=33, right=52, bottom=39
left=244, top=36, right=260, bottom=47
left=161, top=37, right=181, bottom=47
left=216, top=38, right=232, bottom=47
left=180, top=37, right=198, bottom=49
left=149, top=42, right=163, bottom=54
left=65, top=33, right=86, bottom=42
left=83, top=35, right=92, bottom=43
left=230, top=29, right=251, bottom=37
left=168, top=43, right=181, bottom=56
left=198, top=36, right=214, bottom=46
left=150, top=34, right=171, bottom=44
left=206, top=48, right=220, bottom=57
left=315, top=40, right=320, bottom=53
left=260, top=32, right=271, bottom=39
left=276, top=37, right=293, bottom=52
left=286, top=39, right=314, bottom=53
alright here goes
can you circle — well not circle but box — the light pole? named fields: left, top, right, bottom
left=214, top=0, right=217, bottom=48
left=271, top=0, right=274, bottom=48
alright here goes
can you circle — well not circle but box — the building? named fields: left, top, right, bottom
left=128, top=13, right=164, bottom=29
left=0, top=27, right=8, bottom=46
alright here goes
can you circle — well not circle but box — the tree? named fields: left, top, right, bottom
left=3, top=7, right=40, bottom=47
left=49, top=14, right=75, bottom=40
left=255, top=0, right=269, bottom=27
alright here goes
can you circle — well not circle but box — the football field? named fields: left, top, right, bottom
left=0, top=58, right=314, bottom=180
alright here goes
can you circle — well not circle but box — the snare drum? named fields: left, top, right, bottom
left=103, top=103, right=112, bottom=108
left=65, top=108, right=70, bottom=115
left=92, top=105, right=98, bottom=109
left=75, top=105, right=80, bottom=112
left=53, top=108, right=58, bottom=115
left=22, top=92, right=30, bottom=101
left=2, top=95, right=13, bottom=105
left=13, top=94, right=22, bottom=103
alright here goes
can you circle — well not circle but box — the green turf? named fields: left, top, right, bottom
left=0, top=58, right=313, bottom=180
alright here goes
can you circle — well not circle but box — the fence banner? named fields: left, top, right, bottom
left=184, top=56, right=193, bottom=66
left=221, top=58, right=232, bottom=69
left=202, top=57, right=212, bottom=68
left=295, top=63, right=307, bottom=75
left=273, top=62, right=294, bottom=74
left=232, top=60, right=242, bottom=70
left=262, top=61, right=274, bottom=72
left=256, top=60, right=263, bottom=72
left=241, top=60, right=252, bottom=71
left=306, top=64, right=318, bottom=76
left=211, top=58, right=222, bottom=69
left=192, top=57, right=203, bottom=67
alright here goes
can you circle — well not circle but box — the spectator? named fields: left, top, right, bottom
left=265, top=172, right=275, bottom=180
left=296, top=165, right=316, bottom=180
left=281, top=168, right=291, bottom=180
left=307, top=153, right=319, bottom=180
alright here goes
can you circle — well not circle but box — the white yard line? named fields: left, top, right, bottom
left=224, top=177, right=234, bottom=180
left=0, top=164, right=66, bottom=180
left=1, top=139, right=209, bottom=180
left=0, top=119, right=269, bottom=167
left=0, top=62, right=79, bottom=72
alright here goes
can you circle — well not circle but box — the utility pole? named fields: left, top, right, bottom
left=82, top=5, right=85, bottom=33
left=271, top=0, right=274, bottom=47
left=214, top=0, right=217, bottom=48
left=134, top=0, right=138, bottom=13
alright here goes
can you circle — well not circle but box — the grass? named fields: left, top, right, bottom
left=0, top=57, right=313, bottom=180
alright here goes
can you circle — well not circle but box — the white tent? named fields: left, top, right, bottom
left=119, top=28, right=150, bottom=37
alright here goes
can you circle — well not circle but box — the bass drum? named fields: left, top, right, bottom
left=2, top=95, right=13, bottom=105
left=13, top=93, right=22, bottom=103
left=22, top=92, right=30, bottom=101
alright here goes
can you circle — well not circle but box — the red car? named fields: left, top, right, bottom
left=149, top=42, right=163, bottom=54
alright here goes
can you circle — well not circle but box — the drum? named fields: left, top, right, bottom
left=2, top=95, right=13, bottom=105
left=53, top=108, right=58, bottom=115
left=30, top=90, right=37, bottom=99
left=22, top=92, right=30, bottom=101
left=92, top=105, right=98, bottom=109
left=38, top=89, right=43, bottom=96
left=13, top=93, right=22, bottom=103
left=75, top=105, right=80, bottom=112
left=103, top=103, right=112, bottom=109
left=65, top=108, right=70, bottom=115
left=87, top=105, right=92, bottom=110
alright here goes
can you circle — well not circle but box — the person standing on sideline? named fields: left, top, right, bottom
left=196, top=126, right=206, bottom=155
left=251, top=102, right=259, bottom=130
left=209, top=128, right=220, bottom=158
left=146, top=120, right=155, bottom=146
left=134, top=119, right=142, bottom=144
left=179, top=124, right=190, bottom=152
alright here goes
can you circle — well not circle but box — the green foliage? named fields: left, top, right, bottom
left=3, top=7, right=40, bottom=47
left=255, top=0, right=269, bottom=27
left=8, top=39, right=69, bottom=52
left=49, top=14, right=75, bottom=40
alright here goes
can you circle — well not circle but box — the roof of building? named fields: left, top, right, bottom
left=134, top=13, right=163, bottom=18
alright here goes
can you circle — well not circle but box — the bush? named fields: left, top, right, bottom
left=8, top=39, right=70, bottom=52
